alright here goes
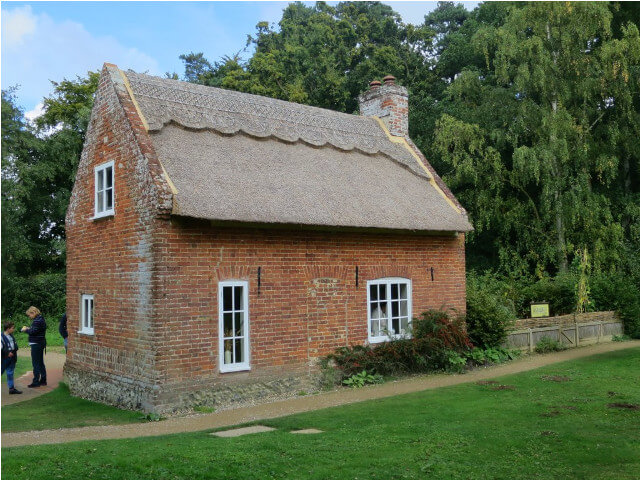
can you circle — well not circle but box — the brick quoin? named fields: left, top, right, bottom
left=65, top=65, right=470, bottom=413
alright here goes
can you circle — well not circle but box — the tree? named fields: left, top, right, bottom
left=434, top=2, right=640, bottom=279
left=1, top=73, right=98, bottom=318
left=179, top=1, right=436, bottom=113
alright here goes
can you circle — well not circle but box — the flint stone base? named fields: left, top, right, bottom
left=65, top=362, right=320, bottom=414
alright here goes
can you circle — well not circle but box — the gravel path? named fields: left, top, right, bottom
left=3, top=341, right=639, bottom=447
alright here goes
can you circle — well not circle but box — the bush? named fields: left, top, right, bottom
left=517, top=274, right=577, bottom=317
left=326, top=310, right=473, bottom=382
left=534, top=336, right=567, bottom=353
left=465, top=347, right=520, bottom=366
left=465, top=273, right=516, bottom=348
left=590, top=272, right=640, bottom=339
left=2, top=272, right=66, bottom=322
left=342, top=370, right=384, bottom=388
left=412, top=309, right=473, bottom=350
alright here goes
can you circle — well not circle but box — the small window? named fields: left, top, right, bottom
left=367, top=278, right=412, bottom=343
left=80, top=294, right=94, bottom=335
left=94, top=161, right=114, bottom=218
left=219, top=281, right=250, bottom=372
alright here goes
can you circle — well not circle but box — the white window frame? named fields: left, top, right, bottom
left=80, top=294, right=94, bottom=335
left=94, top=160, right=115, bottom=218
left=218, top=280, right=250, bottom=373
left=366, top=277, right=412, bottom=344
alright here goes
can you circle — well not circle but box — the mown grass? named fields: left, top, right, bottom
left=2, top=347, right=639, bottom=480
left=1, top=383, right=147, bottom=432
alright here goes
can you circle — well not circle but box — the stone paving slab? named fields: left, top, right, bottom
left=291, top=429, right=323, bottom=434
left=211, top=426, right=276, bottom=437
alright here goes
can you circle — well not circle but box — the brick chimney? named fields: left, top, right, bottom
left=358, top=75, right=408, bottom=137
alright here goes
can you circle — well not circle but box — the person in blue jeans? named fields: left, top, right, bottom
left=21, top=306, right=47, bottom=388
left=2, top=322, right=22, bottom=394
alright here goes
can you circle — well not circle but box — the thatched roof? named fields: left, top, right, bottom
left=119, top=68, right=472, bottom=233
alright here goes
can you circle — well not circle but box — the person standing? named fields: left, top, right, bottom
left=59, top=313, right=68, bottom=353
left=21, top=306, right=47, bottom=388
left=1, top=322, right=22, bottom=394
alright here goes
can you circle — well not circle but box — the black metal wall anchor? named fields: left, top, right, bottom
left=430, top=267, right=434, bottom=281
left=258, top=266, right=262, bottom=295
left=355, top=266, right=359, bottom=287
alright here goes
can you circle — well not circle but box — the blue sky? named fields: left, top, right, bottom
left=2, top=1, right=478, bottom=118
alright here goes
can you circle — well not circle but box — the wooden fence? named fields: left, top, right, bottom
left=505, top=318, right=623, bottom=352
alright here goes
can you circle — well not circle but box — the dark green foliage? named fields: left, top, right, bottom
left=590, top=273, right=640, bottom=338
left=412, top=309, right=473, bottom=350
left=517, top=274, right=578, bottom=318
left=465, top=273, right=516, bottom=348
left=465, top=346, right=520, bottom=365
left=534, top=336, right=568, bottom=353
left=342, top=370, right=383, bottom=388
left=2, top=74, right=98, bottom=321
left=3, top=272, right=66, bottom=327
left=327, top=309, right=472, bottom=381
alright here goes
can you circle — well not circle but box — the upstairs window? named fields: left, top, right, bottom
left=94, top=161, right=114, bottom=218
left=367, top=278, right=412, bottom=343
left=219, top=281, right=250, bottom=373
left=80, top=294, right=94, bottom=335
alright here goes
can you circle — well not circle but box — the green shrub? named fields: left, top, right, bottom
left=342, top=370, right=384, bottom=388
left=445, top=350, right=467, bottom=372
left=465, top=273, right=516, bottom=348
left=326, top=310, right=473, bottom=383
left=465, top=346, right=520, bottom=366
left=517, top=274, right=577, bottom=317
left=534, top=336, right=567, bottom=353
left=612, top=334, right=631, bottom=342
left=412, top=309, right=473, bottom=350
left=590, top=272, right=640, bottom=339
left=2, top=272, right=66, bottom=322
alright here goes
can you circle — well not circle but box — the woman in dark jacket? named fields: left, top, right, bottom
left=21, top=306, right=47, bottom=387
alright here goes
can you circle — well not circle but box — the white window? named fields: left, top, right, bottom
left=94, top=161, right=114, bottom=218
left=219, top=281, right=250, bottom=372
left=367, top=278, right=412, bottom=343
left=80, top=294, right=94, bottom=335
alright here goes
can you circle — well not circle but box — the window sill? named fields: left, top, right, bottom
left=220, top=365, right=251, bottom=374
left=77, top=330, right=94, bottom=336
left=369, top=335, right=412, bottom=344
left=92, top=212, right=114, bottom=221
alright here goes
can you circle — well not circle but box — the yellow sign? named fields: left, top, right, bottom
left=531, top=303, right=550, bottom=318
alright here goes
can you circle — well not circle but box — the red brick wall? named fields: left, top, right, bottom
left=65, top=66, right=171, bottom=408
left=152, top=221, right=466, bottom=389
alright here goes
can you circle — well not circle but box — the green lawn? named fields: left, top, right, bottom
left=1, top=383, right=147, bottom=432
left=2, top=347, right=639, bottom=479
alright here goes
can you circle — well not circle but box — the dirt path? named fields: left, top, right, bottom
left=3, top=341, right=639, bottom=447
left=1, top=351, right=67, bottom=406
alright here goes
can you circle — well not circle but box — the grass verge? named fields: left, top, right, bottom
left=2, top=347, right=639, bottom=479
left=1, top=383, right=147, bottom=432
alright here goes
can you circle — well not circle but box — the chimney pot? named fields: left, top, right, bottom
left=383, top=75, right=396, bottom=86
left=358, top=76, right=408, bottom=137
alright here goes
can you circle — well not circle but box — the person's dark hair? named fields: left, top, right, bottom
left=4, top=321, right=15, bottom=331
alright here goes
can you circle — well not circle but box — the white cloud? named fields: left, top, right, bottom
left=2, top=5, right=37, bottom=46
left=24, top=102, right=44, bottom=124
left=1, top=5, right=159, bottom=111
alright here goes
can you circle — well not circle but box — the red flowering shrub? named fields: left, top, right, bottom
left=327, top=310, right=473, bottom=381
